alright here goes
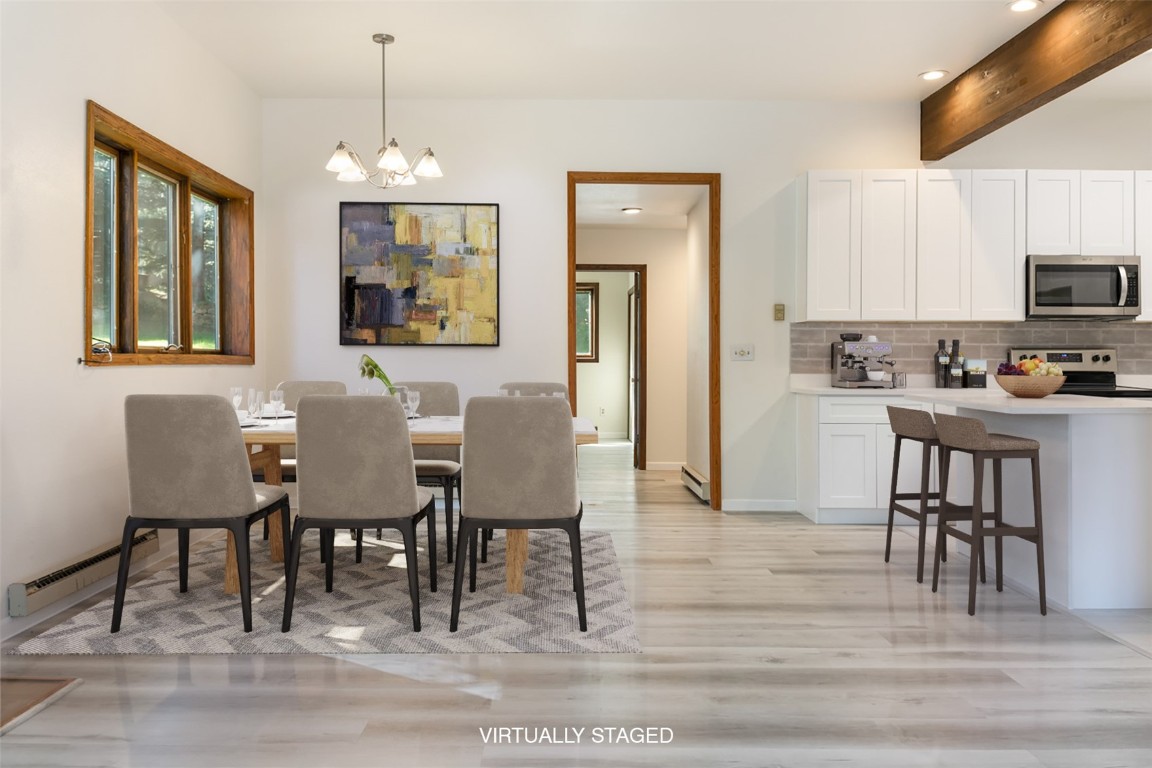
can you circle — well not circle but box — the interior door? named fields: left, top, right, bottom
left=628, top=285, right=640, bottom=468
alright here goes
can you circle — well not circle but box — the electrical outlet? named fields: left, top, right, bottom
left=774, top=304, right=786, bottom=321
left=600, top=407, right=605, bottom=415
left=730, top=344, right=754, bottom=361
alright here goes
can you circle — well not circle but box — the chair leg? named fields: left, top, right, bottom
left=444, top=476, right=455, bottom=564
left=325, top=528, right=335, bottom=593
left=425, top=500, right=438, bottom=594
left=1032, top=454, right=1047, bottom=616
left=567, top=523, right=587, bottom=632
left=282, top=518, right=307, bottom=632
left=230, top=520, right=254, bottom=632
left=279, top=499, right=292, bottom=578
left=451, top=519, right=478, bottom=632
left=399, top=521, right=421, bottom=632
left=355, top=528, right=363, bottom=564
left=968, top=456, right=985, bottom=616
left=915, top=440, right=932, bottom=583
left=480, top=526, right=489, bottom=563
left=993, top=458, right=1005, bottom=592
left=884, top=436, right=901, bottom=565
left=263, top=515, right=269, bottom=541
left=469, top=526, right=479, bottom=593
left=932, top=448, right=952, bottom=593
left=110, top=519, right=139, bottom=633
left=178, top=528, right=190, bottom=593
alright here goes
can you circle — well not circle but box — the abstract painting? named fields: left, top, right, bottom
left=339, top=202, right=499, bottom=345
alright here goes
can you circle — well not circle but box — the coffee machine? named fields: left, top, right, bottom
left=830, top=339, right=897, bottom=388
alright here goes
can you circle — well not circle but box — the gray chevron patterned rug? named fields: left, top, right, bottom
left=11, top=528, right=640, bottom=654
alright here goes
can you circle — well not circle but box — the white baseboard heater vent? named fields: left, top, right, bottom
left=7, top=529, right=159, bottom=617
left=681, top=465, right=710, bottom=504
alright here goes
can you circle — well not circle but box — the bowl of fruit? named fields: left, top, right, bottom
left=995, top=358, right=1066, bottom=398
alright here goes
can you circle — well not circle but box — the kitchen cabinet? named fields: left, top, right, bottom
left=797, top=395, right=932, bottom=524
left=916, top=170, right=1026, bottom=321
left=1135, top=170, right=1151, bottom=323
left=798, top=171, right=916, bottom=321
left=1027, top=170, right=1135, bottom=256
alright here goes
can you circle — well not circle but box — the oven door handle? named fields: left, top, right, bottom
left=1118, top=266, right=1128, bottom=307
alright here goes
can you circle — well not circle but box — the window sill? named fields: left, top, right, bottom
left=81, top=353, right=254, bottom=367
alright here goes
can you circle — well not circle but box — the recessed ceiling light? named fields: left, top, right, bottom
left=1008, top=0, right=1042, bottom=12
left=919, top=70, right=948, bottom=81
left=621, top=207, right=642, bottom=215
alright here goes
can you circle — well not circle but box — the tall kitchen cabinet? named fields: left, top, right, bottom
left=1027, top=170, right=1136, bottom=256
left=1137, top=170, right=1151, bottom=322
left=917, top=170, right=1027, bottom=321
left=798, top=170, right=916, bottom=321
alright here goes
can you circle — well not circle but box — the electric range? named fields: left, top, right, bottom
left=1008, top=347, right=1152, bottom=398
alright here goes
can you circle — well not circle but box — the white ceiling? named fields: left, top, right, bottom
left=157, top=0, right=1151, bottom=226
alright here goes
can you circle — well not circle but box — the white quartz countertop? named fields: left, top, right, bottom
left=901, top=390, right=1152, bottom=415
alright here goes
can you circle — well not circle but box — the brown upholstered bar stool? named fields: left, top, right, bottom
left=931, top=412, right=1047, bottom=616
left=884, top=406, right=946, bottom=583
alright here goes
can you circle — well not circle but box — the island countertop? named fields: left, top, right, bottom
left=903, top=389, right=1152, bottom=415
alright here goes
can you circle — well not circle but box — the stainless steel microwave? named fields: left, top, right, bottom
left=1026, top=255, right=1141, bottom=320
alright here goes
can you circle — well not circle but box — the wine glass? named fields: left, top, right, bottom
left=229, top=386, right=244, bottom=411
left=269, top=389, right=285, bottom=419
left=248, top=388, right=264, bottom=419
left=406, top=390, right=421, bottom=418
left=391, top=386, right=411, bottom=417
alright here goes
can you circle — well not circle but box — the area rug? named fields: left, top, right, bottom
left=10, top=529, right=640, bottom=655
left=0, top=677, right=82, bottom=735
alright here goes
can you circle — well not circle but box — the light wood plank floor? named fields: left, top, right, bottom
left=3, top=442, right=1151, bottom=767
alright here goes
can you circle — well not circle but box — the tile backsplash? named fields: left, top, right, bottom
left=791, top=321, right=1152, bottom=375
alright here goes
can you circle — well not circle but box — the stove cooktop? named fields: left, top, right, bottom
left=1061, top=386, right=1152, bottom=399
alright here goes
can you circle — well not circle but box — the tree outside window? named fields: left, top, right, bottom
left=575, top=283, right=599, bottom=363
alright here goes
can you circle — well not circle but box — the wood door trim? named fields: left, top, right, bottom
left=567, top=171, right=722, bottom=510
left=576, top=264, right=646, bottom=470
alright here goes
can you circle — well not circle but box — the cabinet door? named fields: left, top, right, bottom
left=818, top=423, right=876, bottom=508
left=1136, top=171, right=1151, bottom=322
left=861, top=170, right=917, bottom=320
left=1081, top=171, right=1135, bottom=256
left=916, top=170, right=971, bottom=320
left=1027, top=170, right=1080, bottom=255
left=875, top=424, right=934, bottom=507
left=805, top=171, right=861, bottom=320
left=971, top=170, right=1026, bottom=321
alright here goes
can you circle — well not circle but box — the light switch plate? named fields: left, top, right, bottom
left=730, top=344, right=755, bottom=361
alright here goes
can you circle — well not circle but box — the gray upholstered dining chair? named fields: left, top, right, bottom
left=282, top=394, right=436, bottom=633
left=450, top=396, right=586, bottom=633
left=264, top=380, right=347, bottom=481
left=112, top=395, right=291, bottom=634
left=393, top=381, right=463, bottom=562
left=499, top=381, right=570, bottom=401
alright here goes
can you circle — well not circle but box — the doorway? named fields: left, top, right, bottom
left=567, top=171, right=722, bottom=511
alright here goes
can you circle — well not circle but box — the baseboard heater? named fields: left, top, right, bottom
left=7, top=529, right=159, bottom=617
left=681, top=465, right=710, bottom=504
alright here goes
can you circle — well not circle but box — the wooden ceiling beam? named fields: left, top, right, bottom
left=921, top=0, right=1152, bottom=162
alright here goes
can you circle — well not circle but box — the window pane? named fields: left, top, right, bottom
left=92, top=148, right=117, bottom=346
left=191, top=194, right=220, bottom=350
left=575, top=290, right=591, bottom=356
left=136, top=168, right=178, bottom=348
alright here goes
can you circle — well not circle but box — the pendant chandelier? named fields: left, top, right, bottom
left=324, top=33, right=443, bottom=189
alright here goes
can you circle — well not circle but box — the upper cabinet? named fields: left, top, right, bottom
left=1136, top=170, right=1151, bottom=323
left=798, top=170, right=915, bottom=322
left=971, top=170, right=1027, bottom=321
left=1027, top=170, right=1135, bottom=255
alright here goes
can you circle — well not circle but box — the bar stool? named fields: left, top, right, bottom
left=884, top=406, right=947, bottom=583
left=931, top=412, right=1047, bottom=616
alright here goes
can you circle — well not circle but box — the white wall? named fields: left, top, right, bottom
left=575, top=270, right=631, bottom=440
left=0, top=2, right=264, bottom=637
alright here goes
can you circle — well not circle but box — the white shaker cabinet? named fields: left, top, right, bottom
left=916, top=170, right=971, bottom=320
left=798, top=171, right=916, bottom=321
left=970, top=170, right=1027, bottom=320
left=1027, top=170, right=1135, bottom=256
left=1136, top=170, right=1151, bottom=322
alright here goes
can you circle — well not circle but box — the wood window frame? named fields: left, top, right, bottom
left=84, top=101, right=254, bottom=366
left=575, top=282, right=599, bottom=363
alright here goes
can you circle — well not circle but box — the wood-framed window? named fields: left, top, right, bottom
left=575, top=282, right=599, bottom=363
left=85, top=101, right=254, bottom=366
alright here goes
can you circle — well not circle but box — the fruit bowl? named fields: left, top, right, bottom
left=995, top=374, right=1066, bottom=398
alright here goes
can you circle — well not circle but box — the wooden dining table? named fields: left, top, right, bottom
left=233, top=413, right=598, bottom=596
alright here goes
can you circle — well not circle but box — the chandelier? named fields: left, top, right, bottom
left=324, top=33, right=443, bottom=189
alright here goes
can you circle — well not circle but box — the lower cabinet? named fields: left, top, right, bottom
left=798, top=395, right=933, bottom=524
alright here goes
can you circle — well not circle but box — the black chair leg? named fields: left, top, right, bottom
left=399, top=522, right=421, bottom=632
left=469, top=526, right=479, bottom=593
left=178, top=528, right=190, bottom=593
left=231, top=521, right=254, bottom=632
left=481, top=527, right=489, bottom=563
left=278, top=500, right=292, bottom=578
left=884, top=436, right=901, bottom=564
left=451, top=519, right=477, bottom=632
left=932, top=448, right=952, bottom=593
left=425, top=500, right=438, bottom=593
left=110, top=520, right=139, bottom=633
left=444, top=476, right=455, bottom=564
left=355, top=528, right=363, bottom=564
left=567, top=523, right=587, bottom=632
left=282, top=518, right=307, bottom=632
left=325, top=527, right=336, bottom=593
left=968, top=457, right=985, bottom=616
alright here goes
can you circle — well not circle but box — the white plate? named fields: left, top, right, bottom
left=259, top=408, right=295, bottom=418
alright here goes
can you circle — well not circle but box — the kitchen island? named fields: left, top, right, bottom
left=905, top=390, right=1152, bottom=610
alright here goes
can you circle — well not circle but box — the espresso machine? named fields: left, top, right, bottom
left=830, top=339, right=897, bottom=388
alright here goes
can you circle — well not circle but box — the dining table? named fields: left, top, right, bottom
left=231, top=412, right=599, bottom=596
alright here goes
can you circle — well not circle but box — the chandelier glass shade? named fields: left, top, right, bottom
left=325, top=33, right=443, bottom=189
